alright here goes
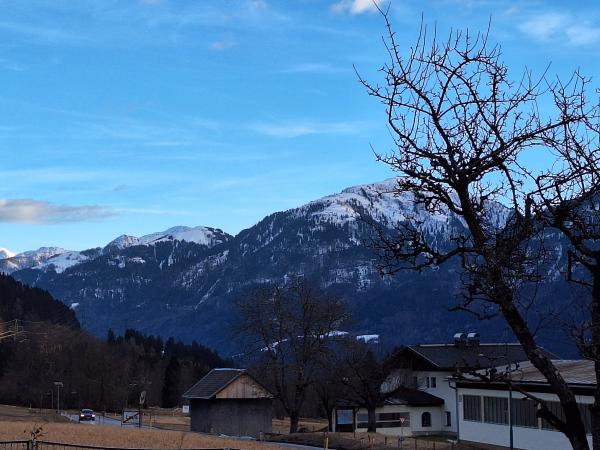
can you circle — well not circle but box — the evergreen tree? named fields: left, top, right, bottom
left=161, top=356, right=181, bottom=408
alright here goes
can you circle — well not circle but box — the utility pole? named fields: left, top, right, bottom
left=54, top=382, right=63, bottom=414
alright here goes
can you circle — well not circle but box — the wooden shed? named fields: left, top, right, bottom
left=182, top=368, right=273, bottom=437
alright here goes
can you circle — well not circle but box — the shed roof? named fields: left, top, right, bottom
left=404, top=343, right=556, bottom=371
left=182, top=368, right=246, bottom=399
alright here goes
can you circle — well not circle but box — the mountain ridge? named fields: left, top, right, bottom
left=4, top=178, right=571, bottom=356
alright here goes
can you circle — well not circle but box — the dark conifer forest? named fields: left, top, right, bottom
left=0, top=274, right=229, bottom=411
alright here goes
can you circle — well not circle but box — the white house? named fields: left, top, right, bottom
left=453, top=359, right=594, bottom=450
left=333, top=333, right=551, bottom=438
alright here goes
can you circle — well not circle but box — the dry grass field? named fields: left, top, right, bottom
left=0, top=405, right=494, bottom=450
left=0, top=405, right=69, bottom=423
left=0, top=422, right=289, bottom=450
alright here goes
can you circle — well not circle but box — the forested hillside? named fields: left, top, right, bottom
left=0, top=274, right=229, bottom=410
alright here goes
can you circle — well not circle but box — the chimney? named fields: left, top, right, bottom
left=467, top=332, right=480, bottom=346
left=453, top=332, right=467, bottom=347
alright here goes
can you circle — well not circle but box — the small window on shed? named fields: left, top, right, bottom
left=421, top=412, right=432, bottom=427
left=430, top=377, right=437, bottom=388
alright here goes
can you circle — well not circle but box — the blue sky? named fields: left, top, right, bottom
left=1, top=0, right=599, bottom=253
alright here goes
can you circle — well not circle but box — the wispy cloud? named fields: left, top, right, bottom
left=279, top=63, right=348, bottom=74
left=0, top=199, right=113, bottom=224
left=0, top=58, right=26, bottom=71
left=332, top=0, right=383, bottom=15
left=248, top=120, right=366, bottom=138
left=210, top=39, right=238, bottom=51
left=0, top=21, right=87, bottom=45
left=518, top=11, right=600, bottom=46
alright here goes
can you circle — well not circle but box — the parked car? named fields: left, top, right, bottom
left=79, top=409, right=95, bottom=421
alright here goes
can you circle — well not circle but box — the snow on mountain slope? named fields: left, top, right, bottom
left=106, top=226, right=231, bottom=250
left=295, top=178, right=510, bottom=235
left=0, top=247, right=69, bottom=273
left=293, top=178, right=454, bottom=234
left=39, top=251, right=91, bottom=274
left=0, top=247, right=15, bottom=260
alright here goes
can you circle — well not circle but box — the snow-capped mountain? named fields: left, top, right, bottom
left=0, top=247, right=71, bottom=273
left=0, top=226, right=231, bottom=274
left=6, top=179, right=568, bottom=355
left=106, top=226, right=230, bottom=250
left=0, top=247, right=15, bottom=260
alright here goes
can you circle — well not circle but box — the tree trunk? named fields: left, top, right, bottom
left=367, top=406, right=377, bottom=433
left=289, top=410, right=300, bottom=434
left=500, top=298, right=589, bottom=450
left=590, top=268, right=600, bottom=450
left=457, top=193, right=590, bottom=449
left=326, top=407, right=334, bottom=432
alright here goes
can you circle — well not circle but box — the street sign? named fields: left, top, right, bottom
left=139, top=390, right=146, bottom=406
left=122, top=410, right=140, bottom=426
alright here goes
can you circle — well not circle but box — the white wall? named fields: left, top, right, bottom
left=457, top=387, right=593, bottom=450
left=414, top=370, right=457, bottom=433
left=354, top=404, right=444, bottom=437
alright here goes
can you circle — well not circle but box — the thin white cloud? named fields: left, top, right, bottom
left=518, top=12, right=600, bottom=46
left=565, top=23, right=600, bottom=46
left=332, top=0, right=383, bottom=15
left=210, top=39, right=238, bottom=51
left=0, top=58, right=26, bottom=71
left=518, top=12, right=566, bottom=41
left=248, top=121, right=365, bottom=138
left=0, top=21, right=87, bottom=45
left=0, top=199, right=114, bottom=224
left=279, top=63, right=347, bottom=74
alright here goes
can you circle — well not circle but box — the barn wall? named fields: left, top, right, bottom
left=190, top=399, right=211, bottom=433
left=216, top=374, right=272, bottom=399
left=190, top=398, right=273, bottom=437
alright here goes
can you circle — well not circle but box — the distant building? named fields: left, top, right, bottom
left=182, top=368, right=273, bottom=437
left=454, top=359, right=594, bottom=450
left=333, top=332, right=554, bottom=438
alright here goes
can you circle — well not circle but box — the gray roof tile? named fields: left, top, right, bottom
left=406, top=343, right=556, bottom=371
left=182, top=368, right=245, bottom=399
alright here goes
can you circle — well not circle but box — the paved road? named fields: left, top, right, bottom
left=64, top=412, right=150, bottom=428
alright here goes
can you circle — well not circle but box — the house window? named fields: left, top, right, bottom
left=484, top=397, right=508, bottom=425
left=421, top=412, right=431, bottom=427
left=430, top=377, right=437, bottom=388
left=463, top=395, right=482, bottom=422
left=445, top=411, right=451, bottom=427
left=425, top=377, right=430, bottom=388
left=511, top=399, right=538, bottom=428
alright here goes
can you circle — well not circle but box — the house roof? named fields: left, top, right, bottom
left=182, top=368, right=246, bottom=399
left=507, top=360, right=595, bottom=385
left=385, top=389, right=445, bottom=407
left=404, top=343, right=556, bottom=371
left=455, top=360, right=596, bottom=393
left=469, top=359, right=595, bottom=386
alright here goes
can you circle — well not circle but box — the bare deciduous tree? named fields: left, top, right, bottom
left=362, top=9, right=598, bottom=449
left=338, top=338, right=391, bottom=432
left=530, top=91, right=600, bottom=447
left=236, top=279, right=349, bottom=433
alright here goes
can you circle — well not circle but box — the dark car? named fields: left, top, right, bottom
left=79, top=409, right=95, bottom=421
